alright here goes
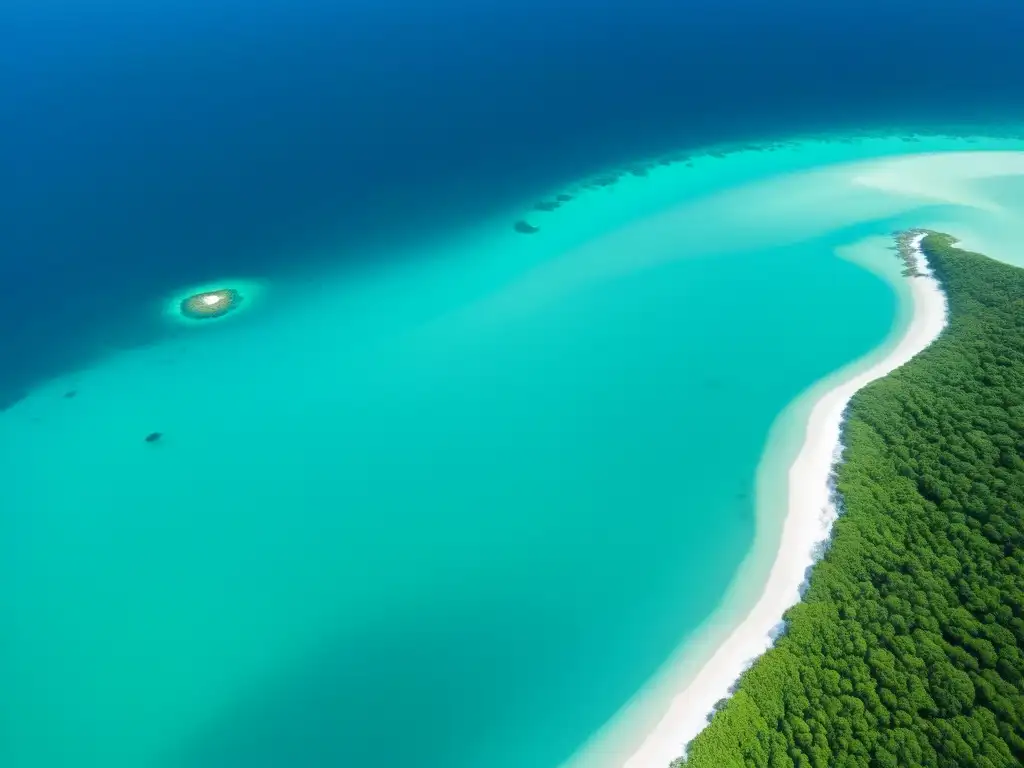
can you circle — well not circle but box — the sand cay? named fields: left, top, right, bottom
left=563, top=148, right=1023, bottom=768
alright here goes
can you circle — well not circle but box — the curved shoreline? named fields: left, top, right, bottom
left=615, top=232, right=949, bottom=767
left=11, top=136, right=1020, bottom=768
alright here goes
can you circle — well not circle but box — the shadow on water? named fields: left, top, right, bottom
left=162, top=596, right=615, bottom=768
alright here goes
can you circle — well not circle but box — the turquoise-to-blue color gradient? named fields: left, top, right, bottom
left=2, top=0, right=1022, bottom=390
left=2, top=2, right=1023, bottom=768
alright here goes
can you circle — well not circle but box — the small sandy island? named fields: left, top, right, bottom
left=179, top=288, right=243, bottom=320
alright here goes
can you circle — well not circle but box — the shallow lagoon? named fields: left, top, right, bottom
left=4, top=131, right=1024, bottom=768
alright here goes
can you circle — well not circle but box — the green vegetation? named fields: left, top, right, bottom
left=678, top=233, right=1024, bottom=768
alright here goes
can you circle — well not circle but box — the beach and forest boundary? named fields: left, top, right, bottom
left=677, top=234, right=1024, bottom=768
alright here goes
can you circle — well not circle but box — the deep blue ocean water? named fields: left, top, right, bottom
left=3, top=4, right=1024, bottom=768
left=2, top=0, right=1023, bottom=405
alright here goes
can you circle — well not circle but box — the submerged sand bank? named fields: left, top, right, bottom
left=620, top=232, right=947, bottom=767
left=562, top=148, right=1014, bottom=768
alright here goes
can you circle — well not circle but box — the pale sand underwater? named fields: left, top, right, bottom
left=563, top=147, right=1024, bottom=768
left=4, top=132, right=1024, bottom=768
left=621, top=234, right=946, bottom=768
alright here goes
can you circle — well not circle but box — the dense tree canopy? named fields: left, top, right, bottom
left=678, top=233, right=1024, bottom=768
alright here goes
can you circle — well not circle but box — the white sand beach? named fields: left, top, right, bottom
left=556, top=146, right=1024, bottom=768
left=7, top=135, right=1023, bottom=768
left=616, top=232, right=948, bottom=768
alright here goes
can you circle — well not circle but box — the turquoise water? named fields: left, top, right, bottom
left=5, top=132, right=1024, bottom=768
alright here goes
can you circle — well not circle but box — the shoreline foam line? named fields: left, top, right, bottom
left=620, top=232, right=949, bottom=767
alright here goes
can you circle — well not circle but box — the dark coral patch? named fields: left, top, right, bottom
left=514, top=220, right=540, bottom=234
left=555, top=193, right=573, bottom=202
left=144, top=431, right=163, bottom=443
left=533, top=201, right=560, bottom=212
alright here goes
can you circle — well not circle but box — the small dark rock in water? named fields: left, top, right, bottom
left=64, top=390, right=77, bottom=399
left=533, top=200, right=560, bottom=212
left=555, top=193, right=573, bottom=202
left=144, top=432, right=163, bottom=443
left=627, top=166, right=649, bottom=177
left=514, top=220, right=540, bottom=234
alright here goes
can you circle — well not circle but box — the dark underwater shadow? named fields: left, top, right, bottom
left=159, top=590, right=638, bottom=768
left=0, top=295, right=171, bottom=415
